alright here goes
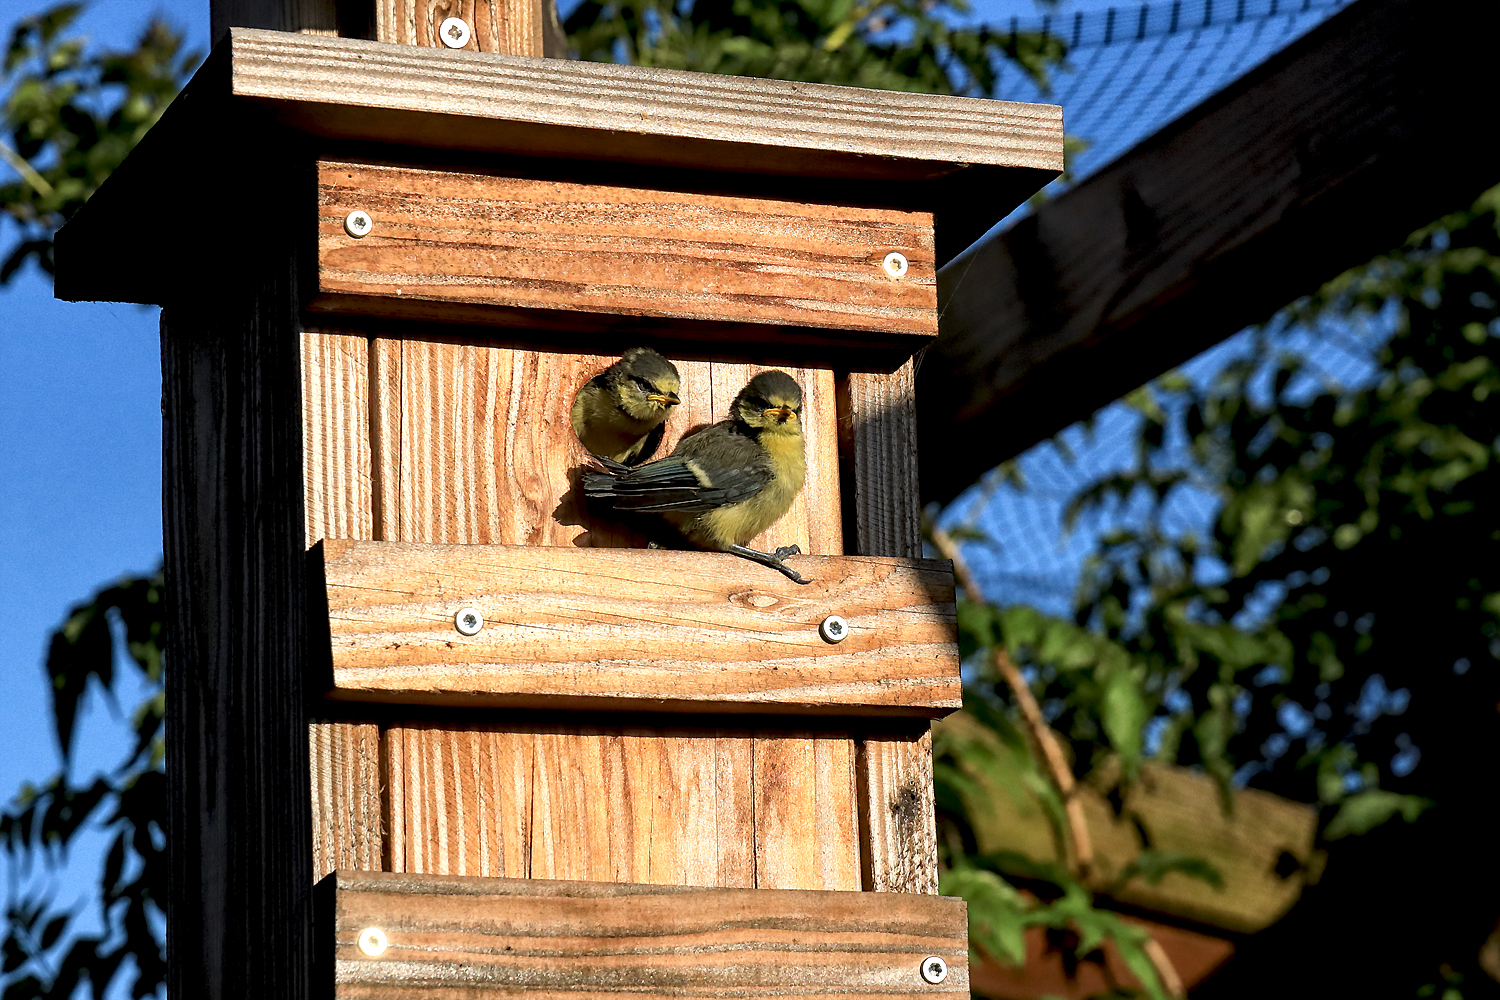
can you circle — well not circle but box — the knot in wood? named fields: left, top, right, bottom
left=727, top=589, right=787, bottom=611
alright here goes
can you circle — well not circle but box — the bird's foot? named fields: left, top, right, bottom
left=729, top=543, right=810, bottom=585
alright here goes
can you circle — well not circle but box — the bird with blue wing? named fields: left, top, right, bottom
left=582, top=369, right=810, bottom=584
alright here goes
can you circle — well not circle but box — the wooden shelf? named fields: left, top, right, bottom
left=54, top=29, right=1062, bottom=306
left=321, top=870, right=970, bottom=996
left=318, top=539, right=961, bottom=716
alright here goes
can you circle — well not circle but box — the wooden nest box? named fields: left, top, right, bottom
left=55, top=13, right=1062, bottom=997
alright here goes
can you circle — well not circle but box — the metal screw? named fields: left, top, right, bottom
left=454, top=606, right=484, bottom=636
left=344, top=210, right=373, bottom=238
left=920, top=956, right=948, bottom=985
left=357, top=927, right=388, bottom=957
left=819, top=615, right=849, bottom=644
left=440, top=16, right=472, bottom=48
left=883, top=251, right=909, bottom=278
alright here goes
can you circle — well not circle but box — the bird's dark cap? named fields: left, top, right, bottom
left=739, top=370, right=802, bottom=406
left=616, top=347, right=681, bottom=385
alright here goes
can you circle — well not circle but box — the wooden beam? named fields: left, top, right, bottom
left=918, top=0, right=1499, bottom=502
left=321, top=870, right=971, bottom=996
left=160, top=120, right=314, bottom=996
left=319, top=540, right=961, bottom=716
left=313, top=159, right=937, bottom=345
left=378, top=0, right=546, bottom=55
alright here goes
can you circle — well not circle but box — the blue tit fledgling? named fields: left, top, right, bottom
left=583, top=370, right=809, bottom=584
left=571, top=347, right=682, bottom=466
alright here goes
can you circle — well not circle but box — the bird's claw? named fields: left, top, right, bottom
left=772, top=544, right=802, bottom=560
left=728, top=543, right=812, bottom=585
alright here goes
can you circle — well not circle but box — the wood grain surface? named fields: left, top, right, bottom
left=920, top=0, right=1498, bottom=501
left=839, top=360, right=922, bottom=560
left=319, top=540, right=960, bottom=715
left=301, top=329, right=385, bottom=881
left=859, top=728, right=939, bottom=894
left=314, top=161, right=937, bottom=339
left=225, top=29, right=1059, bottom=180
left=310, top=720, right=385, bottom=879
left=324, top=870, right=970, bottom=996
left=378, top=0, right=544, bottom=56
left=369, top=342, right=843, bottom=554
left=383, top=723, right=856, bottom=888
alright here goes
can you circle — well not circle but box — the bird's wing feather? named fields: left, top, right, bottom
left=583, top=425, right=771, bottom=512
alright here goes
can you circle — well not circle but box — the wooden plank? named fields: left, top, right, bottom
left=753, top=731, right=860, bottom=891
left=859, top=728, right=939, bottom=895
left=384, top=724, right=534, bottom=877
left=839, top=360, right=922, bottom=560
left=320, top=540, right=960, bottom=715
left=936, top=710, right=1318, bottom=933
left=160, top=152, right=313, bottom=995
left=377, top=0, right=545, bottom=56
left=300, top=331, right=372, bottom=546
left=325, top=870, right=971, bottom=996
left=372, top=344, right=844, bottom=552
left=227, top=29, right=1058, bottom=180
left=310, top=721, right=384, bottom=880
left=300, top=329, right=384, bottom=881
left=312, top=160, right=937, bottom=343
left=386, top=724, right=767, bottom=887
left=919, top=0, right=1499, bottom=501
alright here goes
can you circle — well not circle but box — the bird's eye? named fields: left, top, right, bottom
left=630, top=376, right=655, bottom=393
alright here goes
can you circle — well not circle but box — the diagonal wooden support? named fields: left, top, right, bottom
left=918, top=0, right=1498, bottom=502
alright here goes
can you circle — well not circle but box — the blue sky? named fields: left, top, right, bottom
left=0, top=0, right=1342, bottom=990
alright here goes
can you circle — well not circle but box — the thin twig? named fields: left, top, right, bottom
left=933, top=525, right=1184, bottom=998
left=932, top=526, right=1094, bottom=881
left=0, top=141, right=55, bottom=199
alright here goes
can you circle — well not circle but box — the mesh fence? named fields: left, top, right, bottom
left=939, top=0, right=1377, bottom=613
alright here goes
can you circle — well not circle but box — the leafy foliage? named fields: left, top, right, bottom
left=936, top=184, right=1500, bottom=995
left=1, top=571, right=166, bottom=999
left=565, top=0, right=1064, bottom=97
left=0, top=3, right=197, bottom=281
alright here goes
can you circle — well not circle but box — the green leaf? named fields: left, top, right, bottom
left=1100, top=665, right=1149, bottom=778
left=938, top=867, right=1030, bottom=966
left=1324, top=790, right=1433, bottom=840
left=1115, top=848, right=1225, bottom=891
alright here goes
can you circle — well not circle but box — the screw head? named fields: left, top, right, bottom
left=357, top=927, right=388, bottom=957
left=819, top=615, right=849, bottom=644
left=344, top=210, right=373, bottom=238
left=920, top=956, right=948, bottom=984
left=454, top=606, right=484, bottom=636
left=440, top=16, right=472, bottom=48
left=883, top=251, right=909, bottom=278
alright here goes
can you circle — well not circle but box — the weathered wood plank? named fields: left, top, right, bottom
left=753, top=731, right=860, bottom=891
left=377, top=0, right=545, bottom=56
left=310, top=720, right=384, bottom=880
left=840, top=360, right=921, bottom=560
left=385, top=723, right=534, bottom=877
left=859, top=728, right=939, bottom=894
left=313, top=161, right=937, bottom=343
left=919, top=0, right=1498, bottom=501
left=209, top=0, right=350, bottom=44
left=325, top=870, right=971, bottom=996
left=386, top=724, right=777, bottom=887
left=300, top=331, right=372, bottom=547
left=300, top=329, right=384, bottom=882
left=320, top=540, right=959, bottom=715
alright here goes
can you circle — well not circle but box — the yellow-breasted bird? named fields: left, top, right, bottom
left=582, top=369, right=809, bottom=584
left=570, top=347, right=682, bottom=465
